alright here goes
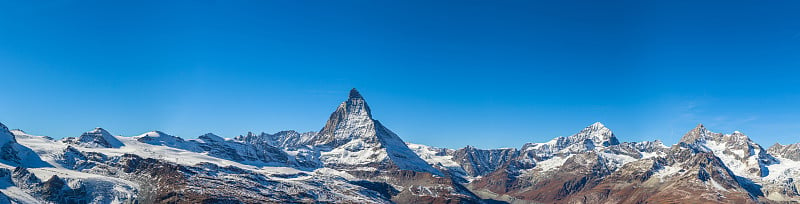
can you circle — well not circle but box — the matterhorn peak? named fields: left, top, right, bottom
left=349, top=88, right=363, bottom=99
left=316, top=88, right=374, bottom=147
left=311, top=89, right=442, bottom=175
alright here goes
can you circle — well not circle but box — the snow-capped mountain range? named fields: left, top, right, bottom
left=1, top=88, right=799, bottom=203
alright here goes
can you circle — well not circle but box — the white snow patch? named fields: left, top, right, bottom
left=406, top=143, right=460, bottom=168
left=535, top=155, right=573, bottom=171
left=765, top=156, right=800, bottom=181
left=654, top=165, right=682, bottom=182
left=599, top=152, right=637, bottom=167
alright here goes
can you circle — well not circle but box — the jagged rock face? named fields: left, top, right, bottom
left=606, top=140, right=668, bottom=159
left=678, top=124, right=777, bottom=178
left=768, top=143, right=800, bottom=161
left=40, top=175, right=89, bottom=204
left=266, top=130, right=305, bottom=147
left=314, top=88, right=376, bottom=148
left=569, top=151, right=757, bottom=204
left=452, top=146, right=518, bottom=177
left=53, top=146, right=97, bottom=170
left=62, top=127, right=124, bottom=148
left=469, top=152, right=615, bottom=202
left=631, top=140, right=668, bottom=153
left=233, top=132, right=321, bottom=167
left=234, top=130, right=317, bottom=149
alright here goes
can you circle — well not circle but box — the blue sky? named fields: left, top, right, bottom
left=1, top=0, right=799, bottom=149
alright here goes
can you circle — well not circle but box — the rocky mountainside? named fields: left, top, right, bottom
left=1, top=89, right=800, bottom=203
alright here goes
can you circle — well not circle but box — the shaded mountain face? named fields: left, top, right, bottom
left=452, top=146, right=518, bottom=177
left=0, top=123, right=15, bottom=145
left=0, top=122, right=49, bottom=168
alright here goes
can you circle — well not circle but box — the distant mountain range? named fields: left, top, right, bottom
left=0, top=88, right=798, bottom=203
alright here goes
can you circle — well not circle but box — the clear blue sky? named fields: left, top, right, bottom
left=1, top=0, right=799, bottom=149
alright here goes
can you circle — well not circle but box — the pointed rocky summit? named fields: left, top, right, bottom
left=349, top=88, right=363, bottom=99
left=311, top=89, right=441, bottom=175
left=315, top=88, right=374, bottom=147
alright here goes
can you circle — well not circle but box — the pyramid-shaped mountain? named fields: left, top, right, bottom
left=311, top=88, right=441, bottom=175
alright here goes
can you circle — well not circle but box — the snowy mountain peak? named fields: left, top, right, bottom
left=198, top=133, right=225, bottom=142
left=589, top=122, right=606, bottom=128
left=88, top=127, right=110, bottom=135
left=70, top=127, right=124, bottom=148
left=0, top=122, right=8, bottom=131
left=137, top=131, right=181, bottom=143
left=136, top=130, right=203, bottom=152
left=569, top=122, right=619, bottom=147
left=677, top=124, right=777, bottom=178
left=142, top=131, right=170, bottom=137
